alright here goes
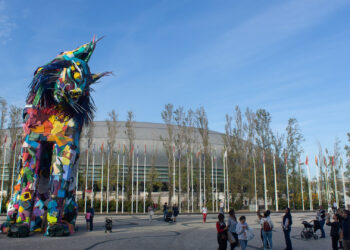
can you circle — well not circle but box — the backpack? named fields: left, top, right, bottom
left=263, top=220, right=271, bottom=231
left=7, top=224, right=29, bottom=238
left=48, top=224, right=70, bottom=237
left=85, top=212, right=91, bottom=220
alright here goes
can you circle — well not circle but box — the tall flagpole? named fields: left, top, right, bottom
left=199, top=149, right=202, bottom=209
left=253, top=157, right=258, bottom=211
left=263, top=151, right=268, bottom=211
left=191, top=150, right=194, bottom=212
left=143, top=144, right=146, bottom=214
left=225, top=152, right=229, bottom=211
left=136, top=146, right=139, bottom=213
left=84, top=148, right=89, bottom=213
left=10, top=140, right=17, bottom=197
left=100, top=144, right=104, bottom=213
left=91, top=144, right=95, bottom=208
left=187, top=146, right=190, bottom=213
left=332, top=156, right=339, bottom=208
left=306, top=156, right=313, bottom=211
left=341, top=158, right=347, bottom=209
left=178, top=150, right=181, bottom=213
left=122, top=145, right=125, bottom=213
left=315, top=156, right=321, bottom=206
left=223, top=150, right=226, bottom=211
left=215, top=154, right=218, bottom=212
left=273, top=153, right=278, bottom=211
left=299, top=158, right=305, bottom=211
left=107, top=144, right=110, bottom=213
left=211, top=152, right=214, bottom=213
left=131, top=145, right=134, bottom=213
left=324, top=157, right=330, bottom=209
left=0, top=140, right=7, bottom=214
left=173, top=145, right=176, bottom=205
left=285, top=152, right=290, bottom=208
left=203, top=153, right=206, bottom=207
left=116, top=144, right=120, bottom=213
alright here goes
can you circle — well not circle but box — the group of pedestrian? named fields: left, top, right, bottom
left=216, top=209, right=253, bottom=250
left=324, top=208, right=350, bottom=250
left=216, top=207, right=293, bottom=250
left=163, top=202, right=179, bottom=222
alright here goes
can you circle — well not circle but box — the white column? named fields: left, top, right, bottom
left=187, top=151, right=190, bottom=213
left=131, top=146, right=134, bottom=213
left=285, top=153, right=290, bottom=208
left=199, top=150, right=202, bottom=209
left=211, top=153, right=214, bottom=213
left=341, top=158, right=347, bottom=209
left=191, top=152, right=194, bottom=213
left=136, top=147, right=139, bottom=213
left=122, top=149, right=125, bottom=214
left=179, top=153, right=181, bottom=213
left=332, top=156, right=339, bottom=208
left=306, top=159, right=313, bottom=211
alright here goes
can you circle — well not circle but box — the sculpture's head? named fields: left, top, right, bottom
left=27, top=36, right=110, bottom=124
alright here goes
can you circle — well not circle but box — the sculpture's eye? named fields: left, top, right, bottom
left=73, top=72, right=82, bottom=81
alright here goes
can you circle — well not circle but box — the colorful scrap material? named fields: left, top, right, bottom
left=6, top=37, right=110, bottom=236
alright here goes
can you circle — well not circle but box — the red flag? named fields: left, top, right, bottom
left=332, top=156, right=334, bottom=166
left=305, top=156, right=309, bottom=166
left=323, top=157, right=327, bottom=167
left=144, top=144, right=147, bottom=154
left=315, top=156, right=318, bottom=166
left=4, top=135, right=7, bottom=144
left=12, top=141, right=16, bottom=151
left=100, top=143, right=104, bottom=151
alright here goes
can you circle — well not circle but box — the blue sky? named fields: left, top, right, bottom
left=0, top=0, right=349, bottom=176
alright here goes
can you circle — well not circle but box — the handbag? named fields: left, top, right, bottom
left=227, top=232, right=236, bottom=244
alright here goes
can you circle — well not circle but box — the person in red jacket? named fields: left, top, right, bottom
left=216, top=213, right=228, bottom=250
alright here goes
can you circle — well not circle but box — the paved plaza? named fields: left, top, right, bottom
left=0, top=212, right=334, bottom=250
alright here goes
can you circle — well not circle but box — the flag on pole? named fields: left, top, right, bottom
left=123, top=144, right=126, bottom=155
left=315, top=156, right=318, bottom=166
left=101, top=143, right=104, bottom=152
left=144, top=144, right=146, bottom=155
left=305, top=155, right=309, bottom=165
left=12, top=140, right=16, bottom=151
left=4, top=135, right=7, bottom=144
left=332, top=156, right=335, bottom=166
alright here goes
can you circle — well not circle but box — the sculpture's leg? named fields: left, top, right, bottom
left=45, top=142, right=78, bottom=235
left=7, top=136, right=43, bottom=229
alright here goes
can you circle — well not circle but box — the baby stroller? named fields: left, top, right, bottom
left=301, top=220, right=319, bottom=240
left=164, top=211, right=173, bottom=223
left=105, top=217, right=113, bottom=233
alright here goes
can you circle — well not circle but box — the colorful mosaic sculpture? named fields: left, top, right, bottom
left=6, top=37, right=109, bottom=236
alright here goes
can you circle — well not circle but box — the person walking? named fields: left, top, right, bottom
left=148, top=204, right=154, bottom=223
left=282, top=207, right=293, bottom=250
left=202, top=205, right=208, bottom=223
left=236, top=216, right=249, bottom=250
left=216, top=213, right=228, bottom=250
left=88, top=205, right=95, bottom=231
left=172, top=203, right=179, bottom=222
left=341, top=210, right=350, bottom=250
left=227, top=209, right=239, bottom=249
left=260, top=211, right=273, bottom=250
left=85, top=205, right=92, bottom=230
left=163, top=202, right=168, bottom=220
left=317, top=205, right=326, bottom=238
left=326, top=213, right=341, bottom=250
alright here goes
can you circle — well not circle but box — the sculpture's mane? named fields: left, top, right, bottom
left=26, top=59, right=95, bottom=125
